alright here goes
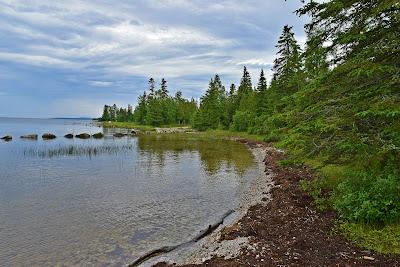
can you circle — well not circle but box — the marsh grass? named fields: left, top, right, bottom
left=24, top=144, right=135, bottom=158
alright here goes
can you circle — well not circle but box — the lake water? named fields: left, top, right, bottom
left=0, top=118, right=257, bottom=266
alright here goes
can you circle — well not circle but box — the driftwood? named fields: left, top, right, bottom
left=128, top=209, right=235, bottom=267
left=192, top=209, right=234, bottom=242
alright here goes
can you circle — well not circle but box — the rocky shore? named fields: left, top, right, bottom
left=144, top=139, right=400, bottom=267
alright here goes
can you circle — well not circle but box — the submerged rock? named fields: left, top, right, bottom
left=113, top=133, right=126, bottom=138
left=92, top=132, right=104, bottom=139
left=20, top=134, right=38, bottom=140
left=75, top=133, right=91, bottom=139
left=1, top=135, right=12, bottom=141
left=64, top=133, right=74, bottom=139
left=131, top=129, right=141, bottom=135
left=42, top=133, right=56, bottom=140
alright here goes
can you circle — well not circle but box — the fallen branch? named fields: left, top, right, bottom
left=128, top=209, right=235, bottom=267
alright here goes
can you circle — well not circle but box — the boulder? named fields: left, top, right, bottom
left=75, top=133, right=91, bottom=139
left=42, top=133, right=56, bottom=140
left=20, top=134, right=38, bottom=140
left=64, top=133, right=74, bottom=139
left=113, top=133, right=126, bottom=138
left=1, top=135, right=12, bottom=141
left=92, top=132, right=104, bottom=139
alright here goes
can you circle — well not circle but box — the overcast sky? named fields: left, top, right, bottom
left=0, top=0, right=306, bottom=118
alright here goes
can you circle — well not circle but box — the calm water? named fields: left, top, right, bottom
left=0, top=118, right=257, bottom=266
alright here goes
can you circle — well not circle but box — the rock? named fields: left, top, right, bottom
left=20, top=134, right=38, bottom=140
left=131, top=130, right=140, bottom=135
left=42, top=133, right=56, bottom=140
left=1, top=135, right=12, bottom=141
left=363, top=256, right=375, bottom=261
left=113, top=133, right=126, bottom=138
left=75, top=133, right=91, bottom=139
left=92, top=132, right=104, bottom=139
left=64, top=133, right=74, bottom=139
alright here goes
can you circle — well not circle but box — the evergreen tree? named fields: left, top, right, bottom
left=236, top=66, right=256, bottom=114
left=148, top=78, right=156, bottom=99
left=160, top=78, right=169, bottom=99
left=194, top=76, right=225, bottom=130
left=101, top=105, right=110, bottom=121
left=255, top=69, right=268, bottom=115
left=237, top=66, right=252, bottom=96
left=134, top=92, right=147, bottom=124
left=271, top=25, right=303, bottom=92
left=303, top=28, right=329, bottom=80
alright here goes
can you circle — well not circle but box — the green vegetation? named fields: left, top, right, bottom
left=24, top=144, right=135, bottom=158
left=101, top=78, right=197, bottom=126
left=339, top=222, right=400, bottom=254
left=102, top=121, right=156, bottom=131
left=100, top=0, right=400, bottom=253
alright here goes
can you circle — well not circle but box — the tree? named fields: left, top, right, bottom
left=100, top=105, right=110, bottom=121
left=303, top=27, right=329, bottom=80
left=255, top=69, right=268, bottom=115
left=271, top=25, right=303, bottom=92
left=134, top=92, right=147, bottom=124
left=160, top=78, right=169, bottom=99
left=193, top=75, right=225, bottom=130
left=148, top=78, right=156, bottom=99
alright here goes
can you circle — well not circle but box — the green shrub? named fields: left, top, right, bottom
left=231, top=111, right=254, bottom=132
left=334, top=171, right=400, bottom=224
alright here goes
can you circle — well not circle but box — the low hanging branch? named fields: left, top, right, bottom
left=128, top=209, right=235, bottom=267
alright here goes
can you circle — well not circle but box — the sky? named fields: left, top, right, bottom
left=0, top=0, right=307, bottom=118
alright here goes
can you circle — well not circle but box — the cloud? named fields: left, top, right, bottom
left=0, top=52, right=77, bottom=67
left=88, top=81, right=113, bottom=87
left=0, top=0, right=306, bottom=117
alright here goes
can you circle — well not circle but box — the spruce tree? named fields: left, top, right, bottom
left=148, top=78, right=156, bottom=99
left=271, top=25, right=302, bottom=91
left=160, top=78, right=169, bottom=99
left=256, top=69, right=268, bottom=115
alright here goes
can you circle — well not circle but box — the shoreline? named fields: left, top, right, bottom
left=150, top=139, right=400, bottom=267
left=136, top=139, right=274, bottom=266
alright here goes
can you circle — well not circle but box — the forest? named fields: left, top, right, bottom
left=101, top=0, right=399, bottom=251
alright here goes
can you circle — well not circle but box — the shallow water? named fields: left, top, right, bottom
left=0, top=118, right=257, bottom=266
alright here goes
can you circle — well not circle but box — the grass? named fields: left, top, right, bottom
left=339, top=222, right=400, bottom=254
left=101, top=121, right=265, bottom=142
left=24, top=144, right=135, bottom=158
left=102, top=121, right=156, bottom=131
left=196, top=129, right=265, bottom=142
left=102, top=121, right=192, bottom=131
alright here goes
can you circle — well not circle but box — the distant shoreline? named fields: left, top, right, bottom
left=0, top=117, right=95, bottom=120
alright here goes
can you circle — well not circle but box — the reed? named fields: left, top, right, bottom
left=24, top=144, right=135, bottom=158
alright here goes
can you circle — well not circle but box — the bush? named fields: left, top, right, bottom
left=231, top=111, right=254, bottom=132
left=334, top=171, right=400, bottom=224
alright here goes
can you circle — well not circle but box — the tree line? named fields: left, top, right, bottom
left=101, top=78, right=197, bottom=126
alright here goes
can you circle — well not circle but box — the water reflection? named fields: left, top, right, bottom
left=0, top=119, right=257, bottom=266
left=138, top=134, right=255, bottom=175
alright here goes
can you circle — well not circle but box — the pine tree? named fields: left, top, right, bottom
left=236, top=66, right=256, bottom=113
left=194, top=77, right=224, bottom=130
left=160, top=78, right=169, bottom=99
left=237, top=66, right=252, bottom=96
left=148, top=78, right=156, bottom=99
left=271, top=25, right=303, bottom=91
left=229, top=84, right=236, bottom=96
left=134, top=92, right=147, bottom=124
left=256, top=69, right=268, bottom=115
left=101, top=105, right=110, bottom=121
left=303, top=27, right=329, bottom=80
